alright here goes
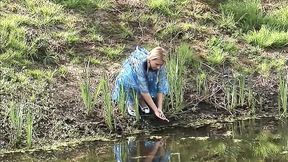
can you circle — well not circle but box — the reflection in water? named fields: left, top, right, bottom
left=114, top=138, right=171, bottom=162
left=4, top=118, right=288, bottom=162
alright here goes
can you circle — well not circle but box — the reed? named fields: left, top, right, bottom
left=278, top=74, right=287, bottom=116
left=9, top=101, right=24, bottom=145
left=132, top=90, right=140, bottom=121
left=196, top=71, right=207, bottom=95
left=238, top=74, right=245, bottom=106
left=101, top=76, right=114, bottom=130
left=26, top=111, right=33, bottom=148
left=247, top=88, right=256, bottom=114
left=166, top=43, right=192, bottom=112
left=118, top=83, right=126, bottom=117
left=225, top=82, right=237, bottom=112
left=80, top=61, right=93, bottom=115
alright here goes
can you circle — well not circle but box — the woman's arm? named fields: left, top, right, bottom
left=141, top=93, right=168, bottom=121
left=157, top=93, right=164, bottom=111
left=141, top=93, right=158, bottom=113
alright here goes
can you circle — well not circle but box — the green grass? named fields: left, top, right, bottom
left=166, top=43, right=192, bottom=112
left=220, top=0, right=263, bottom=31
left=53, top=0, right=113, bottom=10
left=97, top=44, right=125, bottom=59
left=147, top=0, right=176, bottom=16
left=245, top=26, right=288, bottom=48
left=86, top=26, right=104, bottom=42
left=265, top=5, right=288, bottom=30
left=53, top=30, right=80, bottom=44
left=0, top=0, right=78, bottom=67
left=217, top=11, right=237, bottom=31
left=207, top=47, right=226, bottom=65
left=206, top=36, right=238, bottom=65
left=25, top=0, right=66, bottom=26
left=119, top=22, right=134, bottom=39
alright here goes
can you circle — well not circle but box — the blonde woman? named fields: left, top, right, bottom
left=112, top=46, right=169, bottom=121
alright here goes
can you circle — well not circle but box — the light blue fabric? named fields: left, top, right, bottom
left=112, top=46, right=169, bottom=106
left=113, top=140, right=170, bottom=162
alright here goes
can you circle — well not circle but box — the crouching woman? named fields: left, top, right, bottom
left=112, top=46, right=169, bottom=121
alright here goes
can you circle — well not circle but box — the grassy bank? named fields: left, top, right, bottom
left=1, top=0, right=288, bottom=151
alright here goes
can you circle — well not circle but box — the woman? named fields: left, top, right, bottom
left=112, top=46, right=169, bottom=121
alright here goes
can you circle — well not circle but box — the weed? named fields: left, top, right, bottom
left=265, top=6, right=288, bottom=30
left=80, top=61, right=93, bottom=115
left=166, top=43, right=192, bottom=111
left=207, top=46, right=226, bottom=65
left=220, top=0, right=263, bottom=31
left=9, top=101, right=24, bottom=145
left=278, top=74, right=287, bottom=117
left=26, top=111, right=33, bottom=148
left=217, top=11, right=237, bottom=30
left=102, top=77, right=114, bottom=130
left=245, top=26, right=288, bottom=48
left=53, top=0, right=113, bottom=10
left=98, top=44, right=125, bottom=59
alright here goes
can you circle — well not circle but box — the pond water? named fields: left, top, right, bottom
left=2, top=118, right=288, bottom=162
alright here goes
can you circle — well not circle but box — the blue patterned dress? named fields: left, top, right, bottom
left=112, top=46, right=169, bottom=107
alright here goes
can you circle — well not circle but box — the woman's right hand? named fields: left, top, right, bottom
left=155, top=110, right=169, bottom=122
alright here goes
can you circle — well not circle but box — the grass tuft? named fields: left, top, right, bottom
left=245, top=26, right=288, bottom=48
left=220, top=0, right=263, bottom=31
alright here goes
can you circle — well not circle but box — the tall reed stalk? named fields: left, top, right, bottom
left=247, top=88, right=256, bottom=114
left=278, top=74, right=287, bottom=116
left=26, top=111, right=33, bottom=148
left=80, top=61, right=93, bottom=115
left=132, top=90, right=140, bottom=121
left=196, top=70, right=207, bottom=95
left=238, top=74, right=245, bottom=106
left=225, top=82, right=237, bottom=111
left=166, top=44, right=192, bottom=112
left=101, top=76, right=114, bottom=130
left=118, top=83, right=126, bottom=117
left=9, top=101, right=24, bottom=145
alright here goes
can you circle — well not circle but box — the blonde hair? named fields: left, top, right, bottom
left=147, top=47, right=167, bottom=63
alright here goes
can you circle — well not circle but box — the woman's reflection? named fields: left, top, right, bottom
left=114, top=138, right=170, bottom=162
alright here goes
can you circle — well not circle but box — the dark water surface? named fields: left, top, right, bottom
left=2, top=118, right=288, bottom=162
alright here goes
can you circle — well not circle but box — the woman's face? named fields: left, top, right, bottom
left=149, top=59, right=164, bottom=71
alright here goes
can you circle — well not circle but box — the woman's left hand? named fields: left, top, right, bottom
left=158, top=109, right=169, bottom=122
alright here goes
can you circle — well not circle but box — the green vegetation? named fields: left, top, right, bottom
left=1, top=0, right=288, bottom=153
left=245, top=26, right=288, bottom=48
left=220, top=0, right=263, bottom=31
left=9, top=102, right=24, bottom=145
left=0, top=0, right=78, bottom=67
left=265, top=6, right=288, bottom=30
left=101, top=77, right=114, bottom=130
left=26, top=111, right=33, bottom=148
left=80, top=61, right=93, bottom=115
left=53, top=0, right=113, bottom=10
left=97, top=44, right=126, bottom=59
left=278, top=74, right=288, bottom=117
left=166, top=43, right=192, bottom=112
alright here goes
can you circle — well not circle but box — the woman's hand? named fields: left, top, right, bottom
left=155, top=109, right=169, bottom=122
